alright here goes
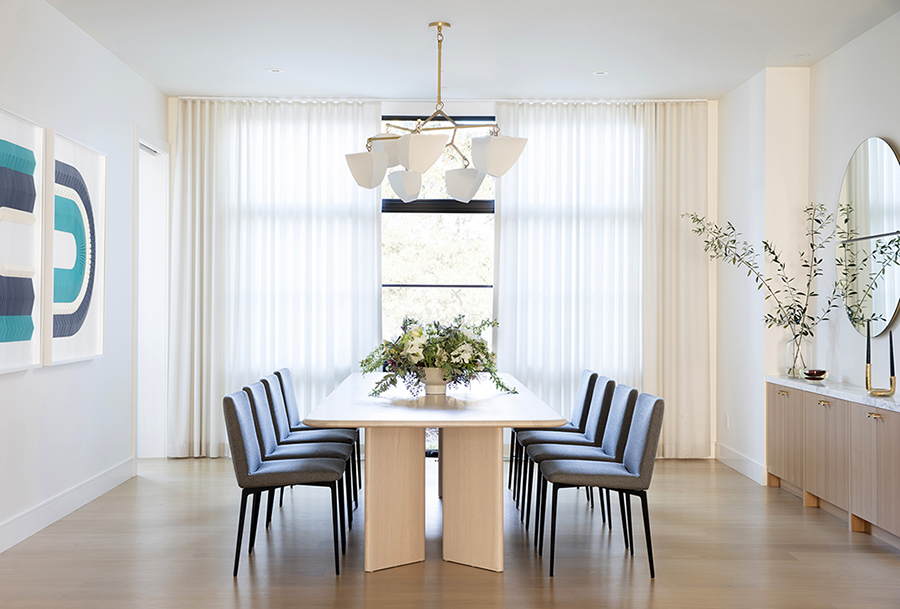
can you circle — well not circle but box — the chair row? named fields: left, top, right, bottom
left=509, top=370, right=664, bottom=578
left=222, top=368, right=361, bottom=577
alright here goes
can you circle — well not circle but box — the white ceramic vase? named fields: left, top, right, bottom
left=422, top=367, right=448, bottom=395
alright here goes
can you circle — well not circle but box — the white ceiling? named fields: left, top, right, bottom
left=45, top=0, right=900, bottom=100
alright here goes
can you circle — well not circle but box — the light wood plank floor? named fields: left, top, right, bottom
left=2, top=458, right=900, bottom=608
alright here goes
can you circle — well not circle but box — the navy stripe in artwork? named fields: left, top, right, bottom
left=0, top=275, right=35, bottom=316
left=0, top=166, right=36, bottom=213
left=53, top=160, right=96, bottom=338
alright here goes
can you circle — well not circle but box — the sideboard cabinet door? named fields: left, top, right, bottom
left=876, top=407, right=900, bottom=536
left=850, top=403, right=878, bottom=524
left=804, top=393, right=849, bottom=510
left=767, top=383, right=804, bottom=487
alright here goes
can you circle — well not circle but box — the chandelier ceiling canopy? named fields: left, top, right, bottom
left=346, top=22, right=527, bottom=203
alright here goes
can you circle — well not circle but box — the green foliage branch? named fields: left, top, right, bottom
left=359, top=315, right=516, bottom=397
left=683, top=203, right=840, bottom=354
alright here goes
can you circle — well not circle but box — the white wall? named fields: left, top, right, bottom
left=810, top=12, right=900, bottom=386
left=0, top=0, right=167, bottom=551
left=715, top=68, right=810, bottom=484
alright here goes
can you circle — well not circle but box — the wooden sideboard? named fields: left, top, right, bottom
left=766, top=376, right=900, bottom=547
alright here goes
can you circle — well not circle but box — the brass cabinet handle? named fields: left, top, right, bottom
left=818, top=400, right=830, bottom=406
left=777, top=390, right=788, bottom=396
left=868, top=412, right=884, bottom=419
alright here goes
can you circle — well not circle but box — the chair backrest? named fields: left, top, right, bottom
left=263, top=373, right=293, bottom=442
left=622, top=393, right=666, bottom=489
left=600, top=384, right=638, bottom=460
left=570, top=370, right=599, bottom=432
left=275, top=368, right=303, bottom=428
left=244, top=381, right=280, bottom=457
left=583, top=376, right=615, bottom=444
left=222, top=390, right=262, bottom=488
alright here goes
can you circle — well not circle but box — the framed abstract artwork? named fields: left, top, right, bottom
left=43, top=134, right=106, bottom=365
left=0, top=108, right=44, bottom=373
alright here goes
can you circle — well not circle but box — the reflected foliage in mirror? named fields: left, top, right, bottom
left=836, top=137, right=900, bottom=336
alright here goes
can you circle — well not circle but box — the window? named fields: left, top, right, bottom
left=380, top=117, right=496, bottom=339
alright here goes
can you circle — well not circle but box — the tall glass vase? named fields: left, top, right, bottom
left=786, top=336, right=811, bottom=378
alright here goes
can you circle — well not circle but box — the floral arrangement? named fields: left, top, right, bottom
left=359, top=316, right=516, bottom=396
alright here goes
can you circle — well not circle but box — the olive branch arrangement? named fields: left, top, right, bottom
left=683, top=203, right=840, bottom=373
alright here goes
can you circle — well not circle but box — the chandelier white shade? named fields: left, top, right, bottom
left=445, top=168, right=486, bottom=203
left=344, top=22, right=527, bottom=203
left=372, top=133, right=402, bottom=167
left=346, top=150, right=388, bottom=189
left=472, top=135, right=529, bottom=178
left=388, top=170, right=422, bottom=203
left=397, top=133, right=450, bottom=174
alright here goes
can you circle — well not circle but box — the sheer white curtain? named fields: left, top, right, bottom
left=496, top=101, right=710, bottom=458
left=169, top=99, right=381, bottom=457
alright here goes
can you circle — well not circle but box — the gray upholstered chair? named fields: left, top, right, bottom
left=245, top=381, right=355, bottom=531
left=263, top=373, right=360, bottom=508
left=222, top=390, right=347, bottom=577
left=276, top=368, right=362, bottom=494
left=510, top=370, right=598, bottom=504
left=527, top=383, right=637, bottom=537
left=539, top=392, right=665, bottom=578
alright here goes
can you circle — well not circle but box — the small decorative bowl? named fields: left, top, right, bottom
left=803, top=369, right=828, bottom=381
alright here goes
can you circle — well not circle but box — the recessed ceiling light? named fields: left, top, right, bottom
left=266, top=68, right=285, bottom=74
left=592, top=70, right=610, bottom=76
left=794, top=53, right=810, bottom=59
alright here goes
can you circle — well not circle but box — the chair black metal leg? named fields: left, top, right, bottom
left=337, top=478, right=347, bottom=556
left=549, top=483, right=560, bottom=577
left=508, top=429, right=516, bottom=489
left=523, top=457, right=533, bottom=525
left=606, top=489, right=613, bottom=531
left=356, top=432, right=362, bottom=489
left=514, top=441, right=522, bottom=506
left=588, top=486, right=594, bottom=508
left=279, top=486, right=284, bottom=508
left=618, top=491, right=628, bottom=550
left=532, top=469, right=543, bottom=540
left=625, top=492, right=634, bottom=556
left=344, top=465, right=353, bottom=531
left=265, top=488, right=275, bottom=529
left=233, top=489, right=250, bottom=577
left=330, top=482, right=341, bottom=576
left=538, top=474, right=548, bottom=555
left=248, top=490, right=262, bottom=554
left=350, top=444, right=359, bottom=509
left=639, top=491, right=655, bottom=578
left=599, top=487, right=606, bottom=523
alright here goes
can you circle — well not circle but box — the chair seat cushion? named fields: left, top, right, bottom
left=513, top=422, right=580, bottom=434
left=281, top=429, right=358, bottom=444
left=540, top=459, right=645, bottom=491
left=262, top=442, right=353, bottom=462
left=245, top=457, right=346, bottom=488
left=527, top=443, right=615, bottom=463
left=516, top=429, right=594, bottom=447
left=290, top=425, right=358, bottom=441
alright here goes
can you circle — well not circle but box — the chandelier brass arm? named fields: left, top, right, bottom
left=346, top=21, right=527, bottom=203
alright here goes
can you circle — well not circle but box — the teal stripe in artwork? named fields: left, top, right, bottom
left=53, top=196, right=87, bottom=304
left=0, top=315, right=33, bottom=342
left=0, top=139, right=36, bottom=175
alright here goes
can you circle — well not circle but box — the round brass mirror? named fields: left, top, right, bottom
left=836, top=137, right=900, bottom=336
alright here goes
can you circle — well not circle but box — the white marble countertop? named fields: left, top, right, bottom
left=766, top=375, right=900, bottom=413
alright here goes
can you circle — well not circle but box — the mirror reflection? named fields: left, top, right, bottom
left=836, top=137, right=900, bottom=336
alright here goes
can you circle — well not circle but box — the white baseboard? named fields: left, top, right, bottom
left=0, top=459, right=134, bottom=553
left=715, top=442, right=766, bottom=486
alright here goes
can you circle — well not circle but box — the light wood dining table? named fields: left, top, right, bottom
left=304, top=372, right=566, bottom=572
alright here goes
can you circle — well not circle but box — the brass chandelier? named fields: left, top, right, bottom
left=346, top=22, right=527, bottom=203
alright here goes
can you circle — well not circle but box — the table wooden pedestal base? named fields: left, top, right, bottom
left=364, top=427, right=425, bottom=572
left=441, top=427, right=504, bottom=571
left=363, top=426, right=504, bottom=572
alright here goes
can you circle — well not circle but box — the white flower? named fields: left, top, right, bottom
left=451, top=343, right=474, bottom=364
